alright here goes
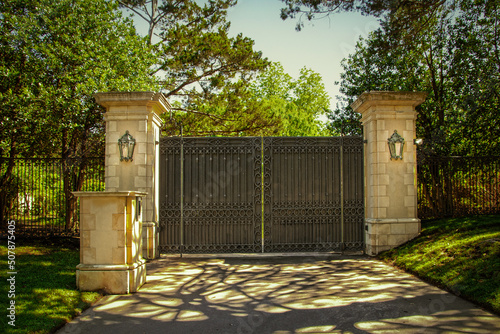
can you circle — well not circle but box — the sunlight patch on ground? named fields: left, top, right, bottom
left=152, top=311, right=178, bottom=321
left=177, top=310, right=209, bottom=321
left=255, top=304, right=291, bottom=313
left=295, top=325, right=340, bottom=333
left=207, top=289, right=250, bottom=303
left=95, top=299, right=135, bottom=311
left=154, top=298, right=183, bottom=307
left=127, top=307, right=166, bottom=318
left=355, top=312, right=500, bottom=334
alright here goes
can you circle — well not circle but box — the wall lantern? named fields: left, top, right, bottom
left=413, top=138, right=424, bottom=145
left=388, top=130, right=404, bottom=160
left=118, top=130, right=136, bottom=162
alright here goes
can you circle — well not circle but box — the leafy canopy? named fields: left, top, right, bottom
left=326, top=0, right=500, bottom=156
left=0, top=0, right=157, bottom=158
left=119, top=0, right=271, bottom=136
left=250, top=62, right=330, bottom=136
left=280, top=0, right=449, bottom=33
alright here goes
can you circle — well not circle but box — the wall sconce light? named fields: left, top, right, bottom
left=413, top=138, right=424, bottom=145
left=388, top=130, right=404, bottom=160
left=118, top=130, right=136, bottom=162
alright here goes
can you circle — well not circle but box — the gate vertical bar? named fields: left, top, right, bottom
left=179, top=126, right=184, bottom=256
left=340, top=137, right=344, bottom=250
left=261, top=137, right=272, bottom=252
left=261, top=137, right=265, bottom=253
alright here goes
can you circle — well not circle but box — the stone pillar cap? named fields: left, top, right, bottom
left=94, top=91, right=171, bottom=112
left=351, top=91, right=427, bottom=114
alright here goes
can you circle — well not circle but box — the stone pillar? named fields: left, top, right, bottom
left=94, top=92, right=170, bottom=259
left=74, top=191, right=147, bottom=294
left=351, top=91, right=427, bottom=255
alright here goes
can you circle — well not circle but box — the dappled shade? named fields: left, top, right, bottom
left=59, top=257, right=500, bottom=333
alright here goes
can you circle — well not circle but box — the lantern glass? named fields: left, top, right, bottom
left=118, top=130, right=136, bottom=162
left=388, top=130, right=404, bottom=160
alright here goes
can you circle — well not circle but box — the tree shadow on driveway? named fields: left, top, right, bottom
left=58, top=255, right=500, bottom=334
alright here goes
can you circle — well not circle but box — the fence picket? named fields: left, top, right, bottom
left=0, top=157, right=105, bottom=236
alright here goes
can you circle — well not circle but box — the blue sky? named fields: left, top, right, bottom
left=227, top=0, right=380, bottom=108
left=128, top=0, right=379, bottom=110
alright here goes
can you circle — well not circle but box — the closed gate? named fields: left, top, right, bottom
left=159, top=136, right=364, bottom=254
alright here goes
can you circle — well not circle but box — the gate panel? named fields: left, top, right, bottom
left=159, top=136, right=364, bottom=254
left=159, top=137, right=181, bottom=253
left=342, top=136, right=365, bottom=250
left=159, top=137, right=262, bottom=253
left=264, top=137, right=343, bottom=252
left=264, top=137, right=364, bottom=252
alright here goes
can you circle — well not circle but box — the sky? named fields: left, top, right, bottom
left=128, top=0, right=380, bottom=110
left=226, top=0, right=380, bottom=109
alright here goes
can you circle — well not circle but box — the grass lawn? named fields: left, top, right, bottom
left=379, top=215, right=500, bottom=315
left=0, top=238, right=102, bottom=334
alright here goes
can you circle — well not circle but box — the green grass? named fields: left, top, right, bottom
left=0, top=238, right=102, bottom=334
left=379, top=215, right=500, bottom=315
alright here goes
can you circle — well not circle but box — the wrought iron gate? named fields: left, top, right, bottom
left=159, top=136, right=364, bottom=254
left=262, top=137, right=364, bottom=252
left=159, top=137, right=262, bottom=253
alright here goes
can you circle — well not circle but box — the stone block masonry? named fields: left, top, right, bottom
left=73, top=92, right=169, bottom=294
left=73, top=191, right=147, bottom=294
left=352, top=91, right=427, bottom=255
left=94, top=92, right=170, bottom=260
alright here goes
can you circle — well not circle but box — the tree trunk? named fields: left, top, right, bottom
left=63, top=157, right=87, bottom=231
left=0, top=144, right=17, bottom=229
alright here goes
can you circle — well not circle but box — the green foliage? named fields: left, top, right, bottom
left=1, top=159, right=104, bottom=225
left=120, top=0, right=271, bottom=136
left=280, top=0, right=448, bottom=31
left=0, top=239, right=101, bottom=334
left=379, top=215, right=500, bottom=314
left=167, top=79, right=282, bottom=136
left=166, top=62, right=331, bottom=136
left=327, top=0, right=500, bottom=155
left=249, top=62, right=330, bottom=136
left=0, top=0, right=157, bottom=159
left=446, top=0, right=500, bottom=155
left=1, top=1, right=149, bottom=229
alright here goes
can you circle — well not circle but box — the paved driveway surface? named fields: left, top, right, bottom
left=57, top=255, right=500, bottom=334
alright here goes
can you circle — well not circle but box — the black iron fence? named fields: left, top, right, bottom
left=417, top=155, right=500, bottom=219
left=0, top=157, right=105, bottom=236
left=1, top=154, right=498, bottom=236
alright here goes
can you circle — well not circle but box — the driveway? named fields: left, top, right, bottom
left=57, top=254, right=500, bottom=334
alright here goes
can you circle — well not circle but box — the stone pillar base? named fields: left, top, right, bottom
left=76, top=261, right=146, bottom=294
left=73, top=191, right=147, bottom=294
left=142, top=221, right=159, bottom=259
left=365, top=218, right=421, bottom=256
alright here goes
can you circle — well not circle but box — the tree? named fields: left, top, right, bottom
left=1, top=0, right=157, bottom=157
left=119, top=0, right=270, bottom=135
left=166, top=78, right=284, bottom=136
left=329, top=0, right=499, bottom=155
left=165, top=62, right=331, bottom=136
left=326, top=0, right=500, bottom=214
left=280, top=0, right=450, bottom=34
left=446, top=0, right=500, bottom=155
left=279, top=0, right=464, bottom=139
left=249, top=62, right=330, bottom=136
left=0, top=0, right=157, bottom=229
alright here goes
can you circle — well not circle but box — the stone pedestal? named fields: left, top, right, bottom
left=73, top=191, right=147, bottom=294
left=351, top=91, right=427, bottom=255
left=94, top=92, right=170, bottom=259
